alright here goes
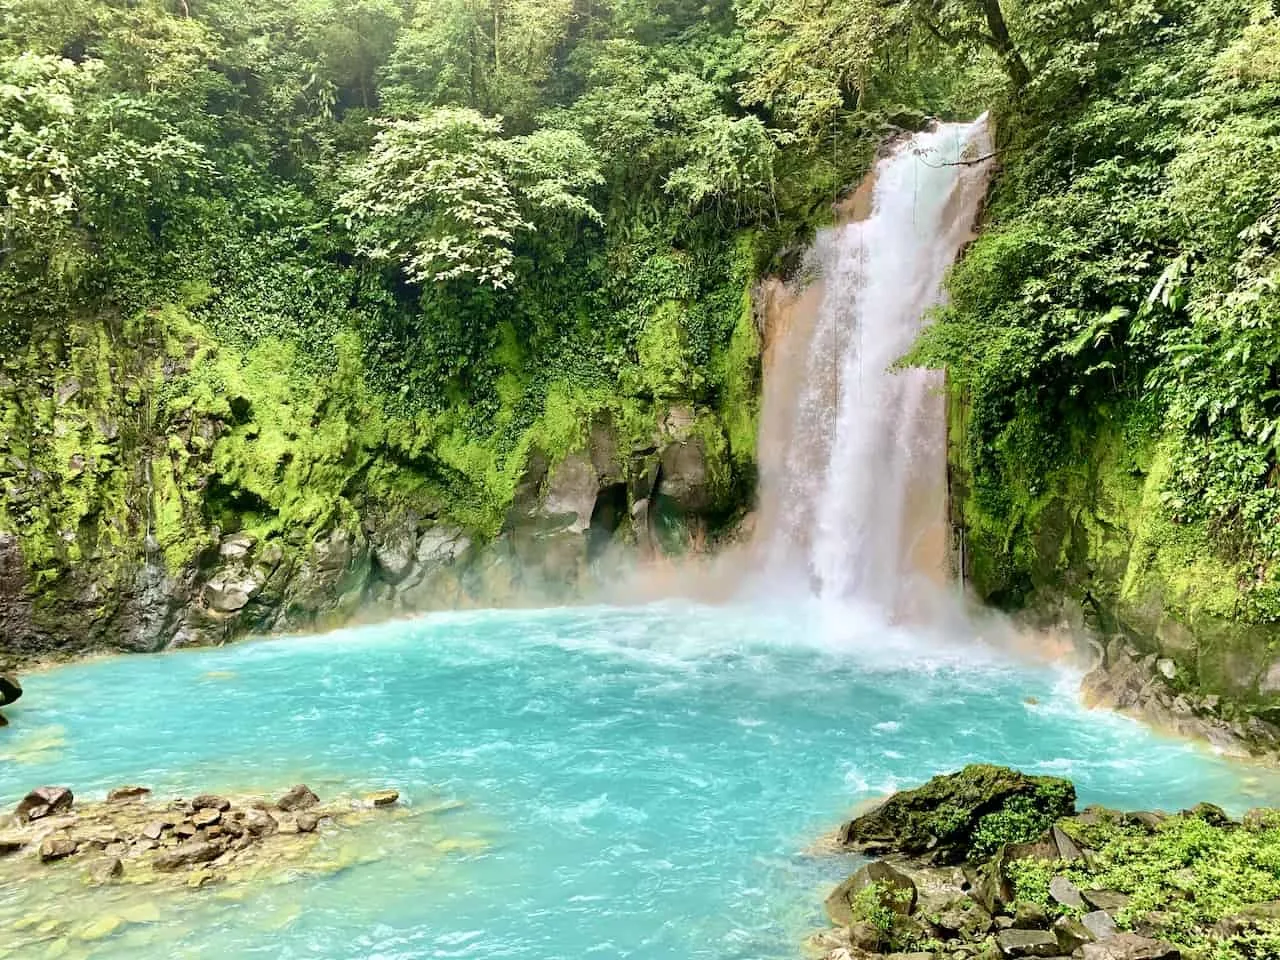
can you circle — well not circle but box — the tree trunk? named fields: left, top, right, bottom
left=979, top=0, right=1031, bottom=88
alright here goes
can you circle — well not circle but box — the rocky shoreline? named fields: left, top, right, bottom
left=1081, top=637, right=1280, bottom=762
left=811, top=765, right=1280, bottom=960
left=0, top=782, right=403, bottom=893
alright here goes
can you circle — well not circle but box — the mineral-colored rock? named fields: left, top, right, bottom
left=276, top=784, right=320, bottom=811
left=15, top=786, right=73, bottom=822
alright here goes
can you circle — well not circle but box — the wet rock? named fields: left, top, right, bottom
left=175, top=821, right=198, bottom=838
left=80, top=915, right=124, bottom=941
left=295, top=812, right=319, bottom=833
left=1122, top=812, right=1165, bottom=832
left=1054, top=916, right=1096, bottom=953
left=1080, top=934, right=1179, bottom=960
left=107, top=786, right=151, bottom=803
left=826, top=861, right=918, bottom=925
left=368, top=789, right=400, bottom=807
left=1049, top=876, right=1085, bottom=910
left=1081, top=911, right=1119, bottom=940
left=0, top=834, right=25, bottom=856
left=542, top=453, right=598, bottom=534
left=277, top=784, right=320, bottom=811
left=242, top=808, right=278, bottom=837
left=191, top=794, right=231, bottom=812
left=88, top=857, right=124, bottom=884
left=187, top=868, right=220, bottom=888
left=0, top=711, right=6, bottom=727
left=192, top=808, right=222, bottom=828
left=15, top=786, right=74, bottom=822
left=39, top=835, right=78, bottom=862
left=152, top=839, right=221, bottom=872
left=995, top=928, right=1060, bottom=958
left=1182, top=802, right=1229, bottom=825
left=1083, top=890, right=1131, bottom=913
left=0, top=674, right=20, bottom=706
left=839, top=765, right=1075, bottom=864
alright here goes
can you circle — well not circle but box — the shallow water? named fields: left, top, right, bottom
left=1, top=601, right=1273, bottom=958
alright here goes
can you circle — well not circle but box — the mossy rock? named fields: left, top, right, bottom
left=839, top=764, right=1076, bottom=865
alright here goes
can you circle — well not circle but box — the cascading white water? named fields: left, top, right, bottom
left=755, top=117, right=994, bottom=612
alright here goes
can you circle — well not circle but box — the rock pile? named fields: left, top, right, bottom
left=0, top=782, right=402, bottom=889
left=813, top=766, right=1277, bottom=960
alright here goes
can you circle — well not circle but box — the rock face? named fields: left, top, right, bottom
left=0, top=317, right=750, bottom=664
left=15, top=786, right=74, bottom=822
left=839, top=765, right=1075, bottom=864
left=1082, top=637, right=1280, bottom=759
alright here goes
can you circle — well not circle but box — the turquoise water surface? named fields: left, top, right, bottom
left=0, top=601, right=1273, bottom=959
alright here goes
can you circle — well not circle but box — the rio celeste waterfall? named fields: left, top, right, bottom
left=755, top=118, right=993, bottom=612
left=2, top=117, right=1273, bottom=960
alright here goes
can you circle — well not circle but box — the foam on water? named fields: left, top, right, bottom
left=1, top=601, right=1274, bottom=959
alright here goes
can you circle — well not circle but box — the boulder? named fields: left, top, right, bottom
left=1051, top=825, right=1084, bottom=861
left=839, top=765, right=1075, bottom=864
left=295, top=812, right=319, bottom=833
left=277, top=784, right=319, bottom=811
left=242, top=808, right=278, bottom=838
left=826, top=861, right=918, bottom=925
left=15, top=786, right=73, bottom=822
left=1054, top=916, right=1096, bottom=953
left=921, top=894, right=992, bottom=940
left=192, top=808, right=222, bottom=829
left=995, top=929, right=1060, bottom=958
left=39, top=835, right=78, bottom=862
left=0, top=674, right=20, bottom=706
left=191, top=794, right=231, bottom=812
left=1080, top=934, right=1179, bottom=960
left=141, top=820, right=171, bottom=841
left=1082, top=890, right=1131, bottom=913
left=1082, top=911, right=1120, bottom=941
left=107, top=786, right=151, bottom=803
left=1049, top=876, right=1086, bottom=910
left=152, top=840, right=221, bottom=872
left=542, top=453, right=599, bottom=534
left=367, top=789, right=400, bottom=807
left=1014, top=900, right=1049, bottom=929
left=1181, top=802, right=1229, bottom=825
left=657, top=438, right=715, bottom=513
left=176, top=822, right=197, bottom=838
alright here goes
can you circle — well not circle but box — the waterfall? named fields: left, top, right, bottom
left=754, top=117, right=994, bottom=613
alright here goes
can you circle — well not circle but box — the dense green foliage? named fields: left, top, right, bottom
left=1009, top=810, right=1280, bottom=959
left=0, top=0, right=908, bottom=566
left=900, top=1, right=1280, bottom=625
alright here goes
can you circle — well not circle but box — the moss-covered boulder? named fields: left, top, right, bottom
left=839, top=764, right=1076, bottom=865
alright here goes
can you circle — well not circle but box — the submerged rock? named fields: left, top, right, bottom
left=276, top=784, right=319, bottom=811
left=367, top=790, right=400, bottom=807
left=38, top=835, right=78, bottom=862
left=839, top=765, right=1075, bottom=864
left=152, top=840, right=221, bottom=872
left=15, top=786, right=74, bottom=822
